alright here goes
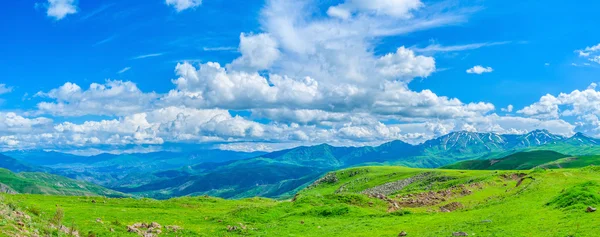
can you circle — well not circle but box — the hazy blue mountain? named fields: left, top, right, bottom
left=4, top=130, right=600, bottom=200
left=0, top=154, right=48, bottom=173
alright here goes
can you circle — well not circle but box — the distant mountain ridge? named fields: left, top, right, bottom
left=2, top=129, right=600, bottom=199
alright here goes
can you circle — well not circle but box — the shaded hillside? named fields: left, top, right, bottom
left=6, top=129, right=600, bottom=200
left=0, top=154, right=47, bottom=173
left=442, top=150, right=571, bottom=170
left=0, top=168, right=126, bottom=197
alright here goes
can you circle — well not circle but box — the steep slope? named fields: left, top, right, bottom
left=0, top=154, right=47, bottom=173
left=443, top=150, right=571, bottom=170
left=0, top=168, right=126, bottom=197
left=114, top=158, right=324, bottom=199
left=502, top=129, right=564, bottom=148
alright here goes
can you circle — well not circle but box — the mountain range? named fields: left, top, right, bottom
left=2, top=129, right=600, bottom=199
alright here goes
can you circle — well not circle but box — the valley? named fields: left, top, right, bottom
left=3, top=130, right=600, bottom=200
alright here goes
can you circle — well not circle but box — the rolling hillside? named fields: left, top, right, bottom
left=444, top=150, right=600, bottom=170
left=0, top=168, right=126, bottom=197
left=4, top=130, right=600, bottom=200
left=3, top=166, right=600, bottom=236
left=443, top=150, right=571, bottom=170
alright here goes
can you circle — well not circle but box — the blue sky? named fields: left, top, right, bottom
left=1, top=0, right=600, bottom=154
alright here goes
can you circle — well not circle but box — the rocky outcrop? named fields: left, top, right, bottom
left=308, top=173, right=339, bottom=188
left=361, top=172, right=432, bottom=196
left=0, top=183, right=17, bottom=194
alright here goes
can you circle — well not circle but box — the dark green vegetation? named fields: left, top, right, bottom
left=445, top=150, right=600, bottom=170
left=0, top=168, right=125, bottom=197
left=2, top=166, right=600, bottom=236
left=3, top=130, right=600, bottom=199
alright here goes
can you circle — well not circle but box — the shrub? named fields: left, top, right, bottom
left=308, top=205, right=350, bottom=217
left=51, top=208, right=64, bottom=225
left=28, top=206, right=42, bottom=216
left=390, top=209, right=412, bottom=216
left=111, top=219, right=122, bottom=226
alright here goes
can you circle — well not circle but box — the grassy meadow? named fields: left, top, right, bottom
left=1, top=166, right=600, bottom=236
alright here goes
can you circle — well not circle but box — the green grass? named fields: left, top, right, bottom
left=2, top=166, right=600, bottom=236
left=0, top=168, right=126, bottom=197
left=443, top=150, right=572, bottom=170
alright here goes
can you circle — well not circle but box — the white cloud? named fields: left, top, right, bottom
left=35, top=80, right=158, bottom=117
left=229, top=33, right=280, bottom=71
left=132, top=53, right=164, bottom=60
left=576, top=43, right=600, bottom=64
left=413, top=41, right=511, bottom=53
left=44, top=0, right=77, bottom=20
left=376, top=47, right=436, bottom=79
left=517, top=83, right=600, bottom=136
left=202, top=46, right=237, bottom=52
left=0, top=84, right=13, bottom=95
left=466, top=65, right=493, bottom=74
left=501, top=105, right=514, bottom=113
left=13, top=0, right=593, bottom=152
left=327, top=0, right=424, bottom=19
left=166, top=0, right=202, bottom=12
left=117, top=67, right=131, bottom=74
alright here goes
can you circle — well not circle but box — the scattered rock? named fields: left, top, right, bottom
left=587, top=206, right=597, bottom=212
left=96, top=218, right=103, bottom=223
left=440, top=202, right=463, bottom=212
left=481, top=220, right=492, bottom=223
left=452, top=232, right=469, bottom=236
left=127, top=222, right=164, bottom=236
left=166, top=225, right=182, bottom=233
left=308, top=173, right=339, bottom=188
left=150, top=222, right=161, bottom=229
left=362, top=172, right=432, bottom=196
left=227, top=225, right=238, bottom=232
left=127, top=226, right=139, bottom=233
left=500, top=173, right=527, bottom=181
left=398, top=231, right=407, bottom=236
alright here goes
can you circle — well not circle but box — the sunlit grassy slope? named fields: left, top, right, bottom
left=444, top=150, right=600, bottom=170
left=2, top=165, right=600, bottom=236
left=0, top=168, right=126, bottom=197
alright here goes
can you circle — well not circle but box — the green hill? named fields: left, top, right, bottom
left=443, top=150, right=572, bottom=170
left=6, top=130, right=600, bottom=200
left=3, top=166, right=600, bottom=236
left=0, top=168, right=126, bottom=197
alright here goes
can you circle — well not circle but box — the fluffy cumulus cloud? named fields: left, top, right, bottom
left=165, top=0, right=202, bottom=12
left=43, top=0, right=77, bottom=20
left=6, top=0, right=596, bottom=153
left=35, top=80, right=159, bottom=116
left=517, top=83, right=600, bottom=136
left=229, top=33, right=280, bottom=71
left=466, top=65, right=493, bottom=74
